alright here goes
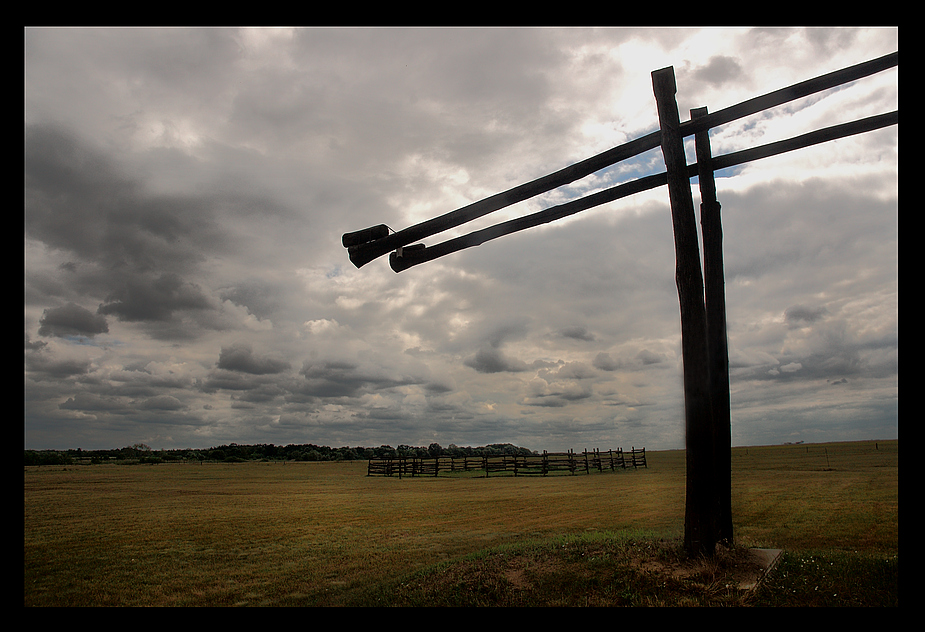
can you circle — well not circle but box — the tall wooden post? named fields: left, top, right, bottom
left=692, top=106, right=734, bottom=545
left=652, top=67, right=718, bottom=557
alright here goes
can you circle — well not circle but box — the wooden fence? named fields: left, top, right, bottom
left=367, top=447, right=646, bottom=477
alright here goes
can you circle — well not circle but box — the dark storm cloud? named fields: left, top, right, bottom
left=25, top=123, right=230, bottom=335
left=38, top=303, right=109, bottom=337
left=200, top=370, right=273, bottom=394
left=558, top=325, right=596, bottom=341
left=297, top=359, right=427, bottom=400
left=140, top=395, right=185, bottom=411
left=522, top=395, right=569, bottom=408
left=690, top=55, right=744, bottom=87
left=25, top=346, right=92, bottom=379
left=464, top=347, right=530, bottom=374
left=217, top=344, right=290, bottom=375
left=201, top=345, right=295, bottom=407
left=25, top=125, right=225, bottom=272
left=98, top=273, right=214, bottom=322
left=592, top=352, right=621, bottom=372
left=423, top=376, right=456, bottom=394
left=25, top=122, right=300, bottom=341
left=784, top=304, right=828, bottom=327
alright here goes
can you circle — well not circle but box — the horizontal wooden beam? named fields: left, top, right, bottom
left=390, top=172, right=668, bottom=271
left=708, top=110, right=897, bottom=172
left=388, top=110, right=897, bottom=272
left=349, top=131, right=663, bottom=268
left=347, top=51, right=898, bottom=269
left=683, top=51, right=897, bottom=137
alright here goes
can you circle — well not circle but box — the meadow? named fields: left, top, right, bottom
left=24, top=440, right=897, bottom=607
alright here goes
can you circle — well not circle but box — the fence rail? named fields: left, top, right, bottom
left=367, top=447, right=647, bottom=477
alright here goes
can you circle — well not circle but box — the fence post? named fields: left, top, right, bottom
left=652, top=66, right=718, bottom=558
left=692, top=106, right=734, bottom=546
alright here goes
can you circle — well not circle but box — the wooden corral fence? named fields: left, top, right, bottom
left=368, top=447, right=646, bottom=477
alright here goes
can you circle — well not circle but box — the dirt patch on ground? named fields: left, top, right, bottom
left=397, top=538, right=778, bottom=606
left=618, top=541, right=772, bottom=588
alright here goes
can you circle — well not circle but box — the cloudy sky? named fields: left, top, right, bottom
left=25, top=27, right=898, bottom=452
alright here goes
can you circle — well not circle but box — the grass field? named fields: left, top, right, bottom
left=24, top=440, right=897, bottom=607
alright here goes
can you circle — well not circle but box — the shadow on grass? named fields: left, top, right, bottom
left=339, top=531, right=897, bottom=607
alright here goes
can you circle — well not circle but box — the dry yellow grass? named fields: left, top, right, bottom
left=24, top=440, right=896, bottom=606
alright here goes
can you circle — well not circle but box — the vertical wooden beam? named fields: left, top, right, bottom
left=652, top=67, right=717, bottom=557
left=692, top=106, right=734, bottom=546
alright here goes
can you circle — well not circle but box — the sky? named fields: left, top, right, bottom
left=24, top=27, right=898, bottom=452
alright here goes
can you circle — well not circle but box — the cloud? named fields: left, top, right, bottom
left=38, top=303, right=109, bottom=337
left=593, top=352, right=621, bottom=372
left=593, top=349, right=667, bottom=372
left=784, top=304, right=828, bottom=328
left=464, top=347, right=530, bottom=374
left=25, top=347, right=92, bottom=379
left=558, top=325, right=596, bottom=341
left=59, top=392, right=133, bottom=414
left=690, top=55, right=744, bottom=86
left=25, top=125, right=227, bottom=273
left=296, top=358, right=428, bottom=401
left=546, top=361, right=598, bottom=380
left=98, top=273, right=214, bottom=323
left=217, top=344, right=290, bottom=375
left=140, top=395, right=185, bottom=411
left=24, top=27, right=898, bottom=451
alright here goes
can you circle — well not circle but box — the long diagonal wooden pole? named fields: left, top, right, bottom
left=345, top=52, right=897, bottom=270
left=652, top=67, right=718, bottom=557
left=386, top=110, right=896, bottom=272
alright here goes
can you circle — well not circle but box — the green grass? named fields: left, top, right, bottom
left=24, top=440, right=897, bottom=606
left=750, top=549, right=898, bottom=607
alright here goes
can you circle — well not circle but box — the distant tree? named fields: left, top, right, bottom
left=24, top=450, right=72, bottom=466
left=375, top=445, right=397, bottom=459
left=26, top=441, right=540, bottom=466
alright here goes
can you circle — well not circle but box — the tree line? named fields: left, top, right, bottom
left=24, top=442, right=535, bottom=466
